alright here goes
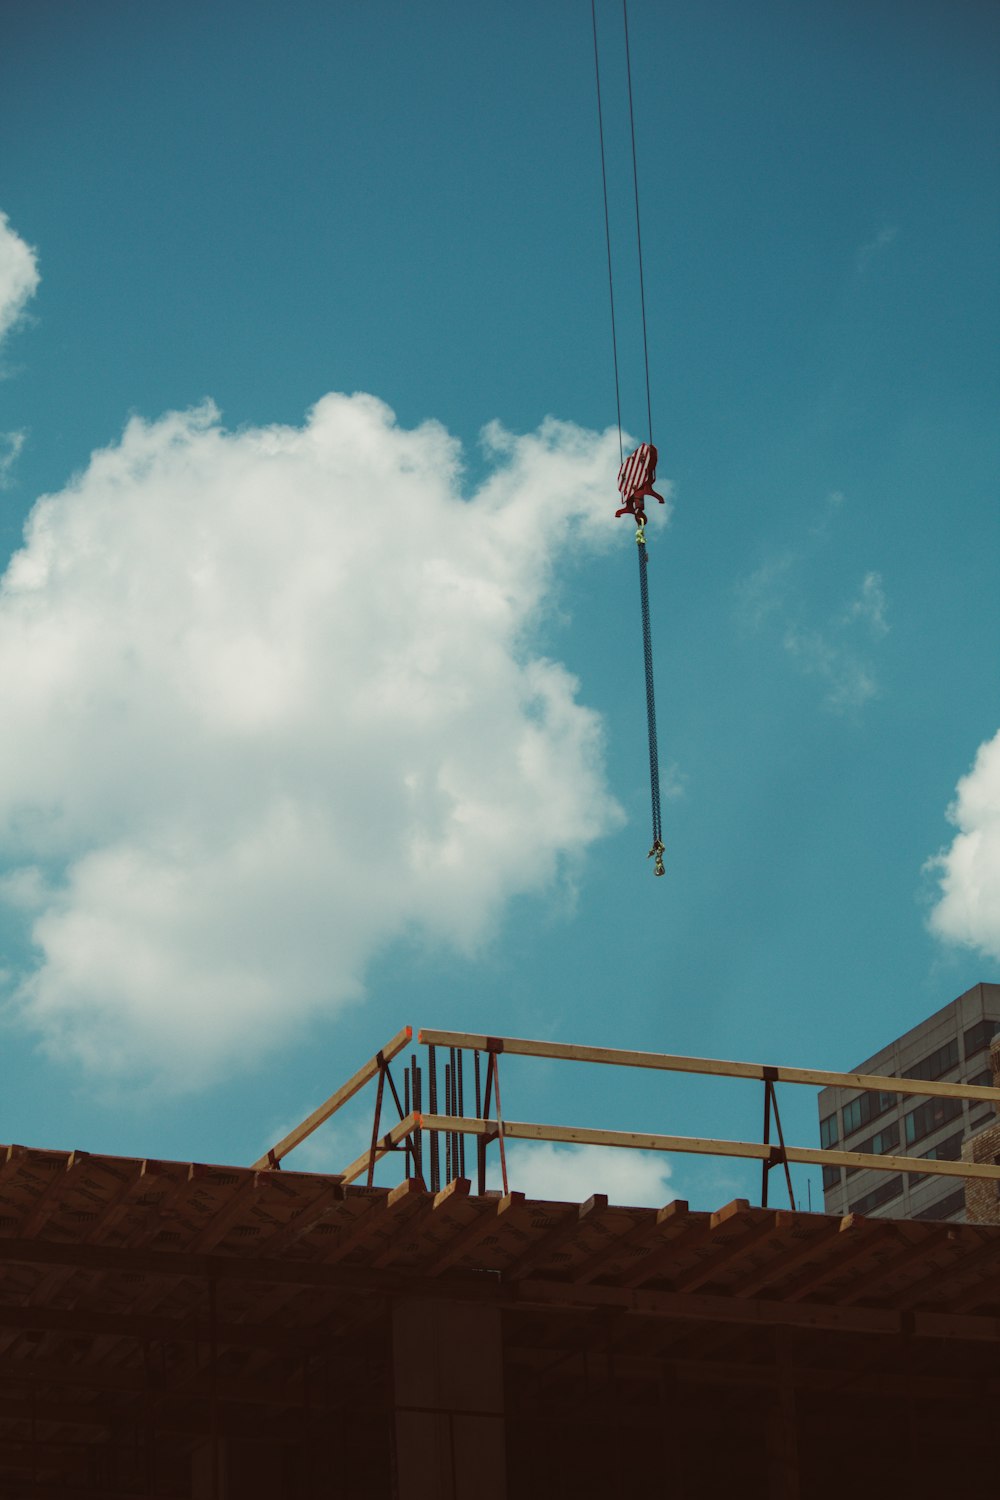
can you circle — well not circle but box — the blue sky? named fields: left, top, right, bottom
left=0, top=0, right=997, bottom=1210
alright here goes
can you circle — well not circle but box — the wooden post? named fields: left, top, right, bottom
left=766, top=1331, right=800, bottom=1499
left=392, top=1298, right=507, bottom=1500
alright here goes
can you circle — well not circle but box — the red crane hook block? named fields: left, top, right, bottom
left=615, top=442, right=664, bottom=526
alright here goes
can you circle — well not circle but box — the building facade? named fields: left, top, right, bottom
left=818, top=982, right=1000, bottom=1222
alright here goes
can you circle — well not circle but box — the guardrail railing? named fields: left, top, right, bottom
left=253, top=1026, right=1000, bottom=1208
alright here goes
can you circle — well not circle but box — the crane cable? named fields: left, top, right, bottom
left=591, top=0, right=666, bottom=877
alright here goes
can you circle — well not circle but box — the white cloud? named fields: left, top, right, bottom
left=783, top=626, right=879, bottom=713
left=856, top=225, right=898, bottom=273
left=927, top=730, right=1000, bottom=963
left=842, top=570, right=888, bottom=636
left=0, top=430, right=25, bottom=487
left=737, top=516, right=889, bottom=713
left=0, top=212, right=39, bottom=349
left=0, top=395, right=645, bottom=1087
left=489, top=1140, right=674, bottom=1207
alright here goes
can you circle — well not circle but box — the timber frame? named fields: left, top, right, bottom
left=257, top=1024, right=1000, bottom=1204
left=0, top=1141, right=996, bottom=1495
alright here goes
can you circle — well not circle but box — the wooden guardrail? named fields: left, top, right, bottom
left=254, top=1024, right=1000, bottom=1205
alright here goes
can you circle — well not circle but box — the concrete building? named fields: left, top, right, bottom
left=818, top=981, right=1000, bottom=1222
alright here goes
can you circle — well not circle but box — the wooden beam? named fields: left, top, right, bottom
left=370, top=1178, right=431, bottom=1268
left=339, top=1112, right=421, bottom=1186
left=620, top=1200, right=737, bottom=1290
left=892, top=1231, right=1000, bottom=1310
left=502, top=1195, right=609, bottom=1281
left=0, top=1300, right=327, bottom=1350
left=570, top=1200, right=687, bottom=1286
left=781, top=1215, right=882, bottom=1302
left=668, top=1213, right=785, bottom=1294
left=420, top=1192, right=526, bottom=1276
left=252, top=1025, right=412, bottom=1169
left=732, top=1222, right=842, bottom=1299
left=417, top=1113, right=1000, bottom=1184
left=514, top=1276, right=900, bottom=1335
left=417, top=1029, right=1000, bottom=1103
left=256, top=1179, right=346, bottom=1256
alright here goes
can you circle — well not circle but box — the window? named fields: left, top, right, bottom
left=968, top=1067, right=995, bottom=1088
left=820, top=1114, right=839, bottom=1149
left=845, top=1121, right=900, bottom=1177
left=906, top=1038, right=959, bottom=1082
left=842, top=1091, right=895, bottom=1137
left=922, top=1129, right=964, bottom=1162
left=904, top=1094, right=963, bottom=1147
left=822, top=1165, right=842, bottom=1192
left=913, top=1188, right=966, bottom=1222
left=848, top=1175, right=903, bottom=1217
left=963, top=1018, right=1000, bottom=1060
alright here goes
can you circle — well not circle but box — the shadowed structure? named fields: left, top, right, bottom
left=0, top=1143, right=996, bottom=1497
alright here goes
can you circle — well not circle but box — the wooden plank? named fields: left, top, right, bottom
left=417, top=1114, right=1000, bottom=1183
left=421, top=1192, right=526, bottom=1276
left=618, top=1201, right=727, bottom=1290
left=17, top=1151, right=87, bottom=1238
left=256, top=1179, right=346, bottom=1255
left=570, top=1200, right=685, bottom=1286
left=891, top=1232, right=1000, bottom=1310
left=669, top=1213, right=785, bottom=1295
left=417, top=1029, right=1000, bottom=1103
left=732, top=1222, right=841, bottom=1299
left=252, top=1025, right=413, bottom=1169
left=502, top=1195, right=609, bottom=1281
left=339, top=1112, right=421, bottom=1186
left=513, top=1276, right=901, bottom=1336
left=915, top=1308, right=1000, bottom=1344
left=782, top=1217, right=883, bottom=1303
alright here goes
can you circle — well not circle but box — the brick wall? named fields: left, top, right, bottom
left=963, top=1037, right=1000, bottom=1226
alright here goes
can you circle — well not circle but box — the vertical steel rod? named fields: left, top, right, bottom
left=428, top=1046, right=440, bottom=1192
left=475, top=1050, right=485, bottom=1194
left=404, top=1069, right=411, bottom=1177
left=762, top=1079, right=772, bottom=1208
left=445, top=1061, right=452, bottom=1184
left=412, top=1058, right=423, bottom=1181
left=457, top=1048, right=466, bottom=1178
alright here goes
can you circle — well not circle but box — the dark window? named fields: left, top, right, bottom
left=963, top=1018, right=1000, bottom=1060
left=848, top=1175, right=903, bottom=1217
left=820, top=1114, right=839, bottom=1149
left=845, top=1121, right=900, bottom=1177
left=922, top=1129, right=964, bottom=1162
left=913, top=1188, right=966, bottom=1221
left=906, top=1038, right=959, bottom=1082
left=904, top=1094, right=963, bottom=1147
left=968, top=1067, right=995, bottom=1088
left=842, top=1091, right=895, bottom=1137
left=822, top=1165, right=842, bottom=1192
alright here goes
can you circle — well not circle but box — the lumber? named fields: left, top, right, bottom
left=253, top=1025, right=412, bottom=1169
left=417, top=1029, right=1000, bottom=1103
left=416, top=1114, right=1000, bottom=1183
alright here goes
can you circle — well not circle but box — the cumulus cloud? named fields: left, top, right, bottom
left=490, top=1140, right=674, bottom=1207
left=0, top=211, right=39, bottom=349
left=927, top=730, right=1000, bottom=963
left=0, top=395, right=645, bottom=1087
